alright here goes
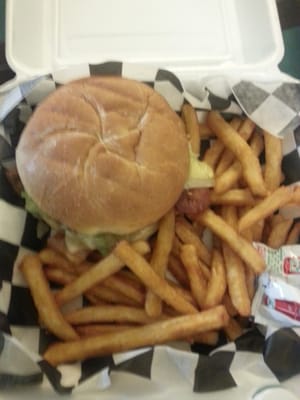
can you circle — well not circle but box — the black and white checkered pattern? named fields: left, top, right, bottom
left=0, top=62, right=300, bottom=395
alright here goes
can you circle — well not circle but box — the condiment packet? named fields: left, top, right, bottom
left=253, top=244, right=300, bottom=328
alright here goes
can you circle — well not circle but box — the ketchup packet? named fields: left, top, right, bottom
left=252, top=243, right=300, bottom=328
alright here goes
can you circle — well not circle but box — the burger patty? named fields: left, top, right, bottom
left=175, top=188, right=211, bottom=217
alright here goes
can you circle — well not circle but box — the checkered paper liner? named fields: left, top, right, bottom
left=0, top=62, right=300, bottom=396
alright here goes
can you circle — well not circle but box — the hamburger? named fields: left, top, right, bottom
left=16, top=76, right=213, bottom=254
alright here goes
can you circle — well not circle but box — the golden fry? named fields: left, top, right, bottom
left=166, top=280, right=197, bottom=307
left=203, top=139, right=224, bottom=169
left=114, top=241, right=198, bottom=315
left=181, top=104, right=201, bottom=156
left=245, top=266, right=256, bottom=301
left=203, top=249, right=226, bottom=309
left=87, top=285, right=139, bottom=307
left=65, top=305, right=161, bottom=325
left=180, top=244, right=207, bottom=309
left=197, top=209, right=265, bottom=274
left=214, top=130, right=264, bottom=194
left=189, top=330, right=219, bottom=346
left=103, top=275, right=145, bottom=306
left=223, top=317, right=244, bottom=341
left=222, top=292, right=238, bottom=317
left=172, top=235, right=183, bottom=258
left=44, top=266, right=76, bottom=286
left=252, top=219, right=265, bottom=242
left=44, top=306, right=229, bottom=366
left=238, top=186, right=295, bottom=232
left=222, top=243, right=251, bottom=317
left=20, top=254, right=78, bottom=341
left=263, top=130, right=283, bottom=192
left=55, top=240, right=150, bottom=306
left=267, top=218, right=293, bottom=248
left=175, top=218, right=211, bottom=265
left=211, top=189, right=255, bottom=207
left=207, top=111, right=267, bottom=196
left=198, top=122, right=214, bottom=138
left=167, top=253, right=190, bottom=288
left=39, top=248, right=75, bottom=272
left=145, top=209, right=175, bottom=317
left=216, top=118, right=254, bottom=176
left=286, top=222, right=300, bottom=245
left=76, top=324, right=136, bottom=337
left=202, top=118, right=241, bottom=169
left=47, top=233, right=89, bottom=265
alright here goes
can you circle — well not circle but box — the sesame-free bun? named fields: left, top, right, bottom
left=16, top=76, right=189, bottom=235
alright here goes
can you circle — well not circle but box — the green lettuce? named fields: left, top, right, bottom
left=22, top=191, right=157, bottom=256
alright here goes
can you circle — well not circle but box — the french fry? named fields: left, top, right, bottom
left=221, top=205, right=238, bottom=229
left=117, top=270, right=145, bottom=291
left=238, top=206, right=254, bottom=242
left=263, top=130, right=283, bottom=192
left=166, top=279, right=197, bottom=307
left=44, top=266, right=76, bottom=286
left=223, top=317, right=244, bottom=341
left=245, top=266, right=256, bottom=301
left=222, top=244, right=251, bottom=317
left=172, top=235, right=183, bottom=258
left=202, top=118, right=241, bottom=169
left=199, top=122, right=214, bottom=139
left=269, top=213, right=285, bottom=229
left=84, top=293, right=108, bottom=306
left=215, top=118, right=255, bottom=176
left=44, top=305, right=229, bottom=366
left=180, top=244, right=207, bottom=309
left=238, top=186, right=295, bottom=232
left=221, top=206, right=251, bottom=317
left=197, top=258, right=212, bottom=281
left=202, top=249, right=226, bottom=309
left=207, top=111, right=267, bottom=197
left=44, top=262, right=140, bottom=307
left=203, top=138, right=224, bottom=169
left=175, top=218, right=211, bottom=265
left=55, top=240, right=150, bottom=306
left=286, top=221, right=300, bottom=245
left=20, top=254, right=79, bottom=341
left=145, top=209, right=175, bottom=317
left=65, top=305, right=162, bottom=325
left=103, top=275, right=145, bottom=306
left=39, top=248, right=75, bottom=273
left=267, top=218, right=294, bottom=248
left=197, top=209, right=265, bottom=274
left=189, top=330, right=219, bottom=346
left=114, top=241, right=198, bottom=315
left=87, top=286, right=139, bottom=307
left=76, top=324, right=136, bottom=337
left=214, top=130, right=264, bottom=194
left=181, top=104, right=201, bottom=156
left=290, top=185, right=300, bottom=204
left=252, top=219, right=265, bottom=242
left=211, top=189, right=255, bottom=207
left=222, top=292, right=238, bottom=317
left=47, top=232, right=89, bottom=265
left=167, top=253, right=190, bottom=288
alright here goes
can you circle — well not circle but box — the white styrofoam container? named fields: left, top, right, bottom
left=2, top=1, right=298, bottom=399
left=4, top=0, right=285, bottom=90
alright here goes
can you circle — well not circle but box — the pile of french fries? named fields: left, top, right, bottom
left=20, top=106, right=300, bottom=367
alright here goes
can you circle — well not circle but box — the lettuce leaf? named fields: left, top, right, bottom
left=22, top=191, right=157, bottom=256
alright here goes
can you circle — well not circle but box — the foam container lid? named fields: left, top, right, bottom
left=5, top=0, right=285, bottom=86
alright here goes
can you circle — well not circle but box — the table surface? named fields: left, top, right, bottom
left=0, top=0, right=300, bottom=83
